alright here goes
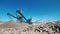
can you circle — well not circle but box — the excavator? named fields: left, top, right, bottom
left=7, top=9, right=32, bottom=24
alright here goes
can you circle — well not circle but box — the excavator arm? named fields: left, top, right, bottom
left=7, top=13, right=18, bottom=19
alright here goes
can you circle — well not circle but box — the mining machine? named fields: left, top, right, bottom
left=7, top=9, right=32, bottom=24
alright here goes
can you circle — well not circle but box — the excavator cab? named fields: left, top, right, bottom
left=16, top=10, right=23, bottom=22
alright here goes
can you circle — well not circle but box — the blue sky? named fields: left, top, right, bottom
left=0, top=0, right=60, bottom=22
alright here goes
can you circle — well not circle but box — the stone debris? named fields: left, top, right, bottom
left=0, top=20, right=60, bottom=34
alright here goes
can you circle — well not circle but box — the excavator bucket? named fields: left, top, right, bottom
left=26, top=18, right=32, bottom=24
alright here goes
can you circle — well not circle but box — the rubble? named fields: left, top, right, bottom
left=0, top=20, right=60, bottom=34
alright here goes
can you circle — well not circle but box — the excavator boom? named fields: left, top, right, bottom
left=7, top=13, right=18, bottom=19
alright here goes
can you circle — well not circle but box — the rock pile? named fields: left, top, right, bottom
left=0, top=20, right=60, bottom=34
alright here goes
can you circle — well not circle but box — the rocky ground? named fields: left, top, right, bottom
left=0, top=20, right=60, bottom=34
